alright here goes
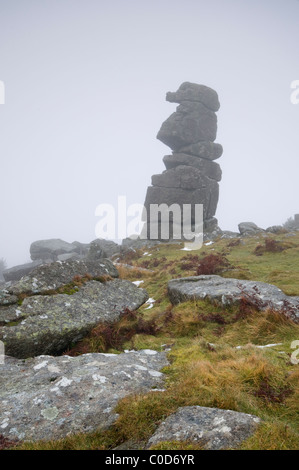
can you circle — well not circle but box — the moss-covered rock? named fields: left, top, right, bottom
left=0, top=279, right=148, bottom=358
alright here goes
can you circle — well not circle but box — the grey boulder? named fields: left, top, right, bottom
left=166, top=82, right=220, bottom=112
left=87, top=239, right=121, bottom=260
left=8, top=258, right=119, bottom=296
left=238, top=222, right=264, bottom=235
left=157, top=102, right=217, bottom=151
left=30, top=239, right=78, bottom=261
left=180, top=141, right=223, bottom=160
left=163, top=153, right=222, bottom=181
left=168, top=275, right=299, bottom=322
left=147, top=406, right=261, bottom=450
left=0, top=350, right=168, bottom=442
left=0, top=279, right=148, bottom=358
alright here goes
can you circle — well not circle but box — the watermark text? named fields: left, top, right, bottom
left=290, top=80, right=299, bottom=104
left=95, top=196, right=203, bottom=249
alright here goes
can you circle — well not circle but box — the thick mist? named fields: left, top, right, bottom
left=0, top=0, right=298, bottom=268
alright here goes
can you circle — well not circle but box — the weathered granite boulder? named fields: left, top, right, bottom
left=30, top=239, right=78, bottom=261
left=0, top=279, right=148, bottom=358
left=0, top=350, right=168, bottom=442
left=157, top=102, right=217, bottom=151
left=163, top=154, right=222, bottom=181
left=144, top=183, right=219, bottom=223
left=238, top=222, right=264, bottom=236
left=87, top=239, right=121, bottom=260
left=56, top=252, right=81, bottom=262
left=71, top=241, right=91, bottom=256
left=180, top=141, right=223, bottom=160
left=165, top=82, right=220, bottom=112
left=147, top=406, right=261, bottom=450
left=2, top=260, right=44, bottom=282
left=7, top=258, right=119, bottom=296
left=168, top=275, right=299, bottom=323
left=143, top=82, right=223, bottom=241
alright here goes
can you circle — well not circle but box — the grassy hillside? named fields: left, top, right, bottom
left=14, top=232, right=299, bottom=450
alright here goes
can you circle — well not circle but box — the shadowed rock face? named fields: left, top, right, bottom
left=143, top=82, right=223, bottom=240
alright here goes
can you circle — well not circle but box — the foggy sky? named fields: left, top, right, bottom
left=0, top=0, right=299, bottom=267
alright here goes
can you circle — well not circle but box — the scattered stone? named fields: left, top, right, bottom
left=87, top=239, right=121, bottom=260
left=168, top=275, right=299, bottom=322
left=0, top=350, right=168, bottom=442
left=147, top=406, right=261, bottom=450
left=57, top=252, right=81, bottom=262
left=30, top=239, right=78, bottom=261
left=7, top=258, right=119, bottom=296
left=238, top=222, right=264, bottom=236
left=265, top=225, right=287, bottom=234
left=0, top=279, right=148, bottom=358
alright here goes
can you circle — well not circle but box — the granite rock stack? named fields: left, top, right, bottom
left=143, top=82, right=223, bottom=240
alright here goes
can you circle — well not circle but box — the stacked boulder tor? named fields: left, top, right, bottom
left=143, top=82, right=223, bottom=240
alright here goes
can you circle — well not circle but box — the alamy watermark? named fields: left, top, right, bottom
left=290, top=80, right=299, bottom=104
left=95, top=196, right=203, bottom=249
left=0, top=80, right=5, bottom=104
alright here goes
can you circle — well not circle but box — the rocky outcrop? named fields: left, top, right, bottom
left=30, top=239, right=80, bottom=261
left=168, top=275, right=299, bottom=322
left=143, top=82, right=223, bottom=241
left=0, top=257, right=149, bottom=358
left=238, top=222, right=264, bottom=236
left=87, top=239, right=121, bottom=260
left=0, top=350, right=168, bottom=442
left=6, top=258, right=118, bottom=296
left=147, top=406, right=261, bottom=450
left=0, top=278, right=148, bottom=358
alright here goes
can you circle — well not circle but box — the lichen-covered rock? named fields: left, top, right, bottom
left=0, top=279, right=148, bottom=358
left=168, top=275, right=299, bottom=322
left=147, top=406, right=261, bottom=450
left=0, top=350, right=168, bottom=442
left=0, top=289, right=18, bottom=307
left=8, top=258, right=119, bottom=296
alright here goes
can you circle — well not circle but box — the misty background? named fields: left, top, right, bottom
left=0, top=0, right=298, bottom=268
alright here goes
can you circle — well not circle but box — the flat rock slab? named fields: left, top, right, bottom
left=0, top=350, right=168, bottom=442
left=147, top=406, right=261, bottom=450
left=0, top=279, right=148, bottom=358
left=7, top=258, right=119, bottom=296
left=168, top=275, right=299, bottom=323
